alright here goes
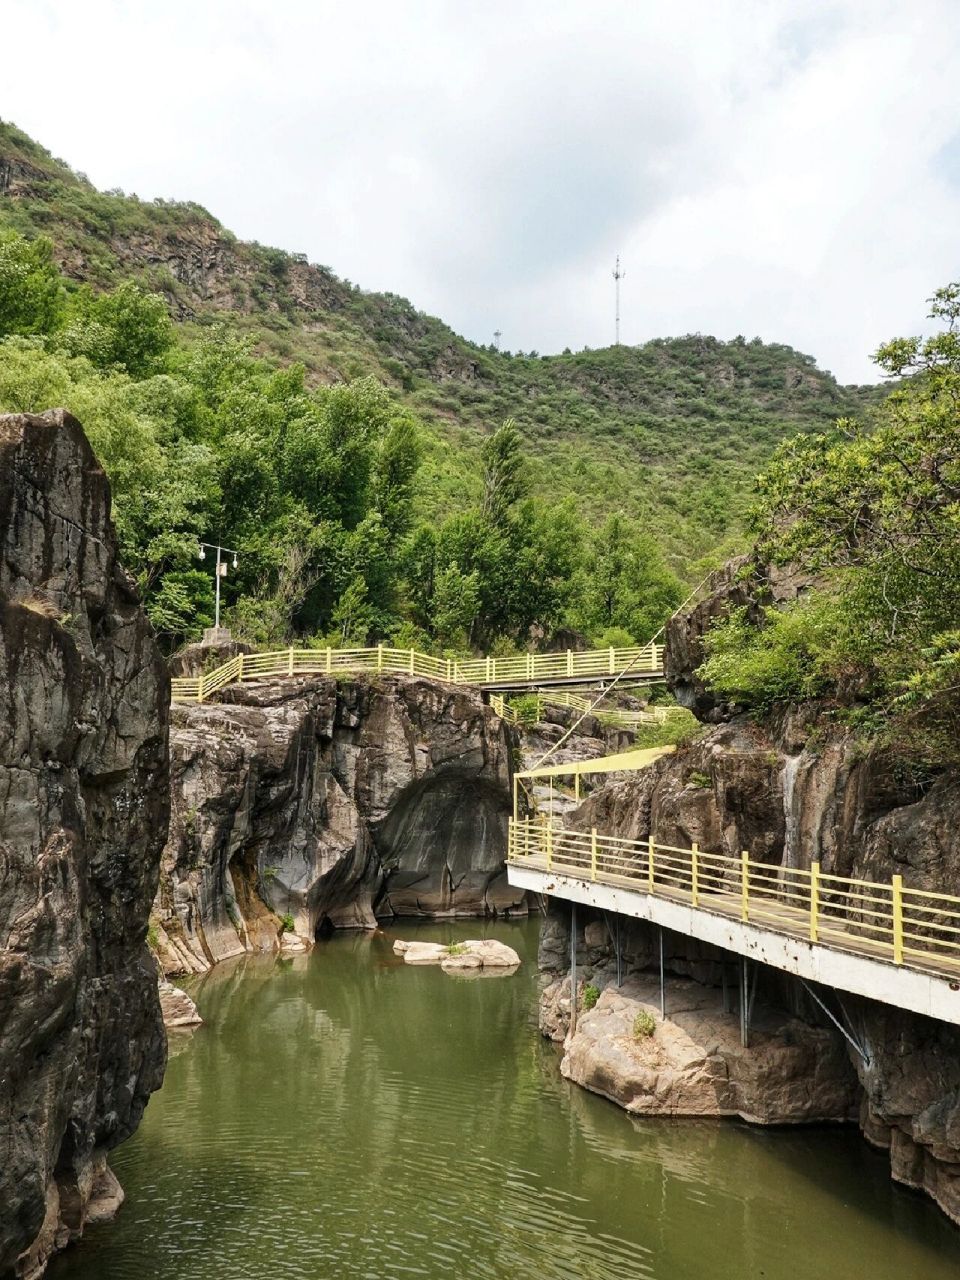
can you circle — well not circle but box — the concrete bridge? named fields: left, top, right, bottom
left=507, top=800, right=960, bottom=1037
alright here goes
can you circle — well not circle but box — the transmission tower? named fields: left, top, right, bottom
left=493, top=329, right=502, bottom=351
left=612, top=255, right=625, bottom=345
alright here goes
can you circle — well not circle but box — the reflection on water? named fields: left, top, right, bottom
left=52, top=919, right=960, bottom=1280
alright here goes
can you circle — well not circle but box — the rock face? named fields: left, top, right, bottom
left=156, top=676, right=521, bottom=971
left=0, top=411, right=168, bottom=1277
left=545, top=574, right=960, bottom=1222
left=549, top=977, right=856, bottom=1123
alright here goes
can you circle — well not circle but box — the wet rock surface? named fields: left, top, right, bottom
left=156, top=676, right=521, bottom=972
left=0, top=411, right=168, bottom=1277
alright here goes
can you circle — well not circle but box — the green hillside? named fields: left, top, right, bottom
left=0, top=120, right=883, bottom=651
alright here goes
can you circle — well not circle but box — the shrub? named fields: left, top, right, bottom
left=687, top=770, right=712, bottom=789
left=444, top=942, right=468, bottom=956
left=279, top=912, right=296, bottom=934
left=633, top=1010, right=656, bottom=1039
left=582, top=983, right=600, bottom=1011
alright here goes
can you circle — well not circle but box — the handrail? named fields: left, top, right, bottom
left=507, top=817, right=960, bottom=978
left=170, top=642, right=665, bottom=704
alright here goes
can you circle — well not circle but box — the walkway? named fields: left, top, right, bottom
left=170, top=642, right=664, bottom=703
left=507, top=816, right=960, bottom=1026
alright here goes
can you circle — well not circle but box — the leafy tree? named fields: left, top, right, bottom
left=0, top=232, right=63, bottom=337
left=63, top=280, right=173, bottom=376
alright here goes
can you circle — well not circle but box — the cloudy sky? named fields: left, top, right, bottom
left=4, top=0, right=959, bottom=382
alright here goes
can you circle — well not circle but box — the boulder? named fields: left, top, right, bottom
left=158, top=981, right=203, bottom=1028
left=393, top=938, right=521, bottom=971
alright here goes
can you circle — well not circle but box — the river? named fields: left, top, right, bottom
left=52, top=918, right=960, bottom=1280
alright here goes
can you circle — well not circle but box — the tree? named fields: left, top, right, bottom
left=480, top=419, right=528, bottom=524
left=63, top=280, right=173, bottom=376
left=0, top=233, right=62, bottom=337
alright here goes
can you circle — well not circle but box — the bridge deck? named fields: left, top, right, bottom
left=508, top=823, right=960, bottom=1027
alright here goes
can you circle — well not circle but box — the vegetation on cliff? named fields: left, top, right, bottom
left=0, top=119, right=880, bottom=652
left=701, top=285, right=960, bottom=760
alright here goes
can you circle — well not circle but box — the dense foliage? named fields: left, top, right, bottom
left=700, top=285, right=960, bottom=758
left=0, top=229, right=687, bottom=652
left=0, top=119, right=880, bottom=584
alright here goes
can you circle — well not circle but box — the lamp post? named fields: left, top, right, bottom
left=197, top=541, right=239, bottom=633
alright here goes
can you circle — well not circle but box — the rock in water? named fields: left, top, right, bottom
left=0, top=411, right=169, bottom=1277
left=158, top=981, right=203, bottom=1028
left=393, top=938, right=521, bottom=971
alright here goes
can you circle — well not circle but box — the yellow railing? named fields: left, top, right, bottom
left=525, top=689, right=688, bottom=729
left=170, top=642, right=665, bottom=704
left=507, top=817, right=960, bottom=977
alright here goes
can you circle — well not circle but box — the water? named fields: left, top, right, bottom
left=53, top=919, right=960, bottom=1280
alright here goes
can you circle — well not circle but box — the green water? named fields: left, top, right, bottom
left=53, top=919, right=960, bottom=1280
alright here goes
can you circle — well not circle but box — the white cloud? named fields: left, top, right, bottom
left=4, top=0, right=959, bottom=380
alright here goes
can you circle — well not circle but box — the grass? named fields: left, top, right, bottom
left=444, top=942, right=469, bottom=956
left=633, top=1009, right=656, bottom=1039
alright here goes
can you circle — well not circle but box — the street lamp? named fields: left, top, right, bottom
left=197, top=541, right=240, bottom=632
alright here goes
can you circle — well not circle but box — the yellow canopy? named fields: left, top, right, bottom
left=517, top=745, right=674, bottom=781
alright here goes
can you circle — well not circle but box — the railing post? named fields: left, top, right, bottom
left=591, top=828, right=598, bottom=881
left=691, top=842, right=699, bottom=908
left=648, top=837, right=655, bottom=892
left=567, top=649, right=573, bottom=676
left=326, top=646, right=332, bottom=674
left=408, top=648, right=415, bottom=675
left=545, top=817, right=553, bottom=871
left=892, top=874, right=904, bottom=964
left=485, top=655, right=492, bottom=683
left=574, top=773, right=581, bottom=802
left=741, top=851, right=750, bottom=921
left=288, top=645, right=294, bottom=676
left=197, top=672, right=205, bottom=704
left=446, top=658, right=452, bottom=681
left=609, top=646, right=615, bottom=674
left=377, top=643, right=384, bottom=672
left=810, top=861, right=820, bottom=943
left=237, top=652, right=244, bottom=682
left=526, top=653, right=533, bottom=680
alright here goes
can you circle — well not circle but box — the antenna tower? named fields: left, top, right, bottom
left=493, top=329, right=502, bottom=351
left=612, top=255, right=625, bottom=345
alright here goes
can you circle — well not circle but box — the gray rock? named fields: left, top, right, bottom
left=0, top=411, right=168, bottom=1276
left=156, top=675, right=524, bottom=971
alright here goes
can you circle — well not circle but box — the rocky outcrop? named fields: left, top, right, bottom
left=546, top=975, right=856, bottom=1123
left=0, top=411, right=168, bottom=1277
left=665, top=559, right=814, bottom=720
left=555, top=667, right=960, bottom=1219
left=393, top=937, right=521, bottom=971
left=155, top=676, right=521, bottom=972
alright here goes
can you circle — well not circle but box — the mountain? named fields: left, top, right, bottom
left=0, top=120, right=880, bottom=572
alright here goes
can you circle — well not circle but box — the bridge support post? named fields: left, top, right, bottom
left=659, top=926, right=666, bottom=1018
left=740, top=957, right=750, bottom=1048
left=570, top=902, right=578, bottom=1038
left=722, top=963, right=730, bottom=1014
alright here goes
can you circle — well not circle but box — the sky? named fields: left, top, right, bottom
left=4, top=0, right=960, bottom=383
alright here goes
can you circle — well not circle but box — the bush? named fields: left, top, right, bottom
left=633, top=1009, right=656, bottom=1039
left=279, top=912, right=296, bottom=934
left=582, top=982, right=600, bottom=1011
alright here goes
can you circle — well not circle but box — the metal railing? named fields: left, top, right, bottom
left=524, top=689, right=688, bottom=729
left=170, top=642, right=665, bottom=704
left=507, top=817, right=960, bottom=976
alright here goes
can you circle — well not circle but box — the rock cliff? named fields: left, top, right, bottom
left=0, top=411, right=168, bottom=1277
left=155, top=675, right=520, bottom=973
left=539, top=572, right=960, bottom=1223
